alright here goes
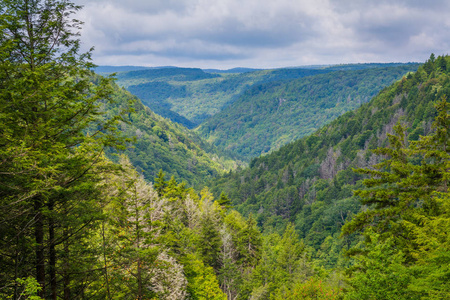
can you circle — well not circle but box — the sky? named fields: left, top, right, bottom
left=73, top=0, right=450, bottom=69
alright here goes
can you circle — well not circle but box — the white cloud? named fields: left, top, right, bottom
left=73, top=0, right=450, bottom=68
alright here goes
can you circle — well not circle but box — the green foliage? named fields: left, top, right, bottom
left=408, top=192, right=450, bottom=299
left=276, top=278, right=342, bottom=300
left=116, top=67, right=332, bottom=126
left=344, top=231, right=418, bottom=300
left=104, top=82, right=244, bottom=188
left=0, top=0, right=127, bottom=298
left=182, top=254, right=227, bottom=300
left=198, top=213, right=222, bottom=271
left=117, top=67, right=220, bottom=82
left=154, top=169, right=167, bottom=197
left=116, top=63, right=417, bottom=131
left=127, top=81, right=196, bottom=128
left=208, top=55, right=450, bottom=263
left=101, top=158, right=163, bottom=299
left=198, top=64, right=420, bottom=159
left=217, top=192, right=232, bottom=210
left=1, top=4, right=447, bottom=297
left=342, top=89, right=450, bottom=298
left=14, top=277, right=43, bottom=300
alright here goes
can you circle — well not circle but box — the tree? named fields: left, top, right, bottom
left=236, top=214, right=262, bottom=269
left=99, top=158, right=176, bottom=299
left=342, top=95, right=450, bottom=297
left=182, top=254, right=227, bottom=300
left=154, top=169, right=167, bottom=197
left=344, top=230, right=417, bottom=300
left=196, top=188, right=231, bottom=274
left=277, top=223, right=305, bottom=279
left=342, top=96, right=449, bottom=242
left=276, top=277, right=342, bottom=300
left=0, top=0, right=125, bottom=298
left=217, top=192, right=232, bottom=210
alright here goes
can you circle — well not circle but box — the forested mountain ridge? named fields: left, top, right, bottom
left=2, top=0, right=448, bottom=299
left=207, top=55, right=449, bottom=263
left=103, top=78, right=243, bottom=188
left=197, top=64, right=420, bottom=159
left=116, top=67, right=331, bottom=127
left=115, top=63, right=418, bottom=129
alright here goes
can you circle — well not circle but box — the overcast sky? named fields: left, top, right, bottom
left=73, top=0, right=450, bottom=69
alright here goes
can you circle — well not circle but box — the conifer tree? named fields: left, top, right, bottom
left=102, top=158, right=169, bottom=299
left=217, top=192, right=232, bottom=210
left=154, top=169, right=167, bottom=197
left=278, top=223, right=305, bottom=277
left=0, top=0, right=125, bottom=298
left=342, top=96, right=449, bottom=245
left=342, top=95, right=450, bottom=298
left=236, top=214, right=262, bottom=269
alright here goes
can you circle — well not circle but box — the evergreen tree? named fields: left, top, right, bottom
left=342, top=95, right=450, bottom=298
left=277, top=223, right=305, bottom=279
left=154, top=169, right=167, bottom=197
left=198, top=213, right=222, bottom=271
left=236, top=214, right=262, bottom=269
left=217, top=191, right=232, bottom=210
left=0, top=0, right=125, bottom=298
left=100, top=158, right=182, bottom=299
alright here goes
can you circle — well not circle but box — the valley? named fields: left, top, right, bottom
left=1, top=1, right=449, bottom=298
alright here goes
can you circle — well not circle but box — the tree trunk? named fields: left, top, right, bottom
left=102, top=221, right=112, bottom=300
left=49, top=200, right=57, bottom=300
left=63, top=230, right=71, bottom=300
left=35, top=198, right=45, bottom=298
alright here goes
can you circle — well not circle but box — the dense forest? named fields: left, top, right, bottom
left=116, top=63, right=417, bottom=129
left=208, top=54, right=450, bottom=297
left=116, top=67, right=330, bottom=126
left=197, top=64, right=420, bottom=159
left=102, top=79, right=243, bottom=188
left=1, top=1, right=449, bottom=300
left=116, top=63, right=420, bottom=160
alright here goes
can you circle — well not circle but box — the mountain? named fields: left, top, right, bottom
left=207, top=55, right=448, bottom=261
left=111, top=66, right=330, bottom=129
left=102, top=78, right=242, bottom=188
left=116, top=67, right=334, bottom=126
left=203, top=67, right=264, bottom=73
left=116, top=64, right=417, bottom=129
left=94, top=65, right=153, bottom=74
left=197, top=64, right=420, bottom=159
left=93, top=65, right=181, bottom=75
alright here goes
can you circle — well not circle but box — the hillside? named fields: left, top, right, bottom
left=115, top=64, right=415, bottom=129
left=197, top=64, right=420, bottom=159
left=102, top=79, right=242, bottom=187
left=207, top=55, right=448, bottom=261
left=116, top=67, right=333, bottom=126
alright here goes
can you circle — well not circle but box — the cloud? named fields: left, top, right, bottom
left=73, top=0, right=450, bottom=68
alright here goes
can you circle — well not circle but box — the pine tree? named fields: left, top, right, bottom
left=236, top=214, right=262, bottom=269
left=154, top=169, right=167, bottom=197
left=103, top=158, right=165, bottom=299
left=0, top=0, right=125, bottom=298
left=217, top=192, right=233, bottom=210
left=199, top=213, right=222, bottom=271
left=342, top=95, right=450, bottom=297
left=277, top=223, right=305, bottom=278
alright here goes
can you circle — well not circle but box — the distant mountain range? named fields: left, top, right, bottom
left=94, top=56, right=448, bottom=275
left=107, top=63, right=420, bottom=159
left=95, top=65, right=264, bottom=75
left=197, top=64, right=421, bottom=159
